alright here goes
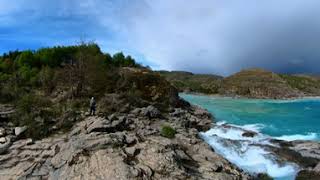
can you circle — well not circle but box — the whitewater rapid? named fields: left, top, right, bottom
left=200, top=122, right=300, bottom=180
left=180, top=93, right=320, bottom=179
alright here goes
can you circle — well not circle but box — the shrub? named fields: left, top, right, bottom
left=117, top=69, right=179, bottom=111
left=161, top=125, right=176, bottom=139
left=38, top=66, right=55, bottom=93
left=16, top=50, right=36, bottom=67
left=14, top=94, right=59, bottom=139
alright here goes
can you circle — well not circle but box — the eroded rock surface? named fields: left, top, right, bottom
left=0, top=106, right=250, bottom=180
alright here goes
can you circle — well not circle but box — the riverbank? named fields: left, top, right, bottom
left=181, top=93, right=320, bottom=179
left=201, top=122, right=320, bottom=179
left=180, top=92, right=320, bottom=101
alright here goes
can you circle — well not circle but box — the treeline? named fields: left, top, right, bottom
left=0, top=43, right=147, bottom=138
left=0, top=43, right=142, bottom=102
left=0, top=43, right=140, bottom=73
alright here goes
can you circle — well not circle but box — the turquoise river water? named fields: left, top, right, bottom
left=180, top=93, right=320, bottom=180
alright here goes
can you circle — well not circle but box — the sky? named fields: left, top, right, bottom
left=1, top=0, right=320, bottom=76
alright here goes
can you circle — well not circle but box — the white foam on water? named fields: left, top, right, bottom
left=233, top=123, right=265, bottom=132
left=201, top=124, right=299, bottom=180
left=216, top=121, right=227, bottom=126
left=275, top=133, right=318, bottom=141
left=205, top=126, right=265, bottom=142
left=304, top=106, right=312, bottom=110
left=216, top=121, right=265, bottom=133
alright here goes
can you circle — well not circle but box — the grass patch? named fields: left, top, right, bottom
left=160, top=125, right=176, bottom=139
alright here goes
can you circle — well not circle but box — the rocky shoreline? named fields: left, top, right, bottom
left=180, top=92, right=320, bottom=101
left=271, top=140, right=320, bottom=179
left=160, top=69, right=320, bottom=100
left=1, top=99, right=319, bottom=179
left=205, top=123, right=320, bottom=179
left=0, top=105, right=251, bottom=180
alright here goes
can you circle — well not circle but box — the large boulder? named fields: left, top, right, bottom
left=242, top=131, right=257, bottom=138
left=86, top=116, right=128, bottom=134
left=0, top=128, right=6, bottom=137
left=0, top=137, right=6, bottom=143
left=193, top=106, right=212, bottom=119
left=141, top=105, right=161, bottom=119
left=14, top=126, right=28, bottom=137
left=170, top=108, right=185, bottom=117
left=86, top=117, right=110, bottom=133
left=290, top=141, right=320, bottom=159
left=0, top=137, right=11, bottom=154
left=296, top=170, right=320, bottom=180
left=314, top=162, right=320, bottom=173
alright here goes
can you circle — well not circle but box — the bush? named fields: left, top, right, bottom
left=38, top=66, right=55, bottom=93
left=16, top=50, right=36, bottom=67
left=161, top=125, right=176, bottom=139
left=117, top=69, right=179, bottom=110
left=14, top=94, right=59, bottom=139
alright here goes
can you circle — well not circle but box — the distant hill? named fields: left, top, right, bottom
left=220, top=69, right=303, bottom=99
left=160, top=68, right=320, bottom=99
left=158, top=71, right=223, bottom=94
left=280, top=74, right=320, bottom=96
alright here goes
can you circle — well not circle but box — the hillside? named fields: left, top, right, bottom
left=0, top=44, right=250, bottom=179
left=219, top=69, right=300, bottom=99
left=221, top=69, right=320, bottom=98
left=158, top=71, right=223, bottom=94
left=161, top=68, right=320, bottom=99
left=280, top=74, right=320, bottom=95
left=0, top=43, right=180, bottom=139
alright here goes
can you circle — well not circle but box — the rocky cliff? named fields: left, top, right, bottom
left=0, top=105, right=250, bottom=180
left=0, top=63, right=251, bottom=179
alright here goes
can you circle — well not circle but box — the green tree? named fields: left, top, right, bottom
left=104, top=53, right=113, bottom=66
left=17, top=66, right=38, bottom=83
left=113, top=52, right=126, bottom=66
left=124, top=55, right=136, bottom=67
left=36, top=48, right=60, bottom=67
left=14, top=94, right=58, bottom=139
left=16, top=51, right=36, bottom=67
left=0, top=58, right=14, bottom=72
left=38, top=66, right=55, bottom=93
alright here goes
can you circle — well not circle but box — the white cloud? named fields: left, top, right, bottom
left=115, top=0, right=320, bottom=75
left=1, top=0, right=320, bottom=75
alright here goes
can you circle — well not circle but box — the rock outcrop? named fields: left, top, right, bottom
left=203, top=123, right=320, bottom=179
left=269, top=140, right=320, bottom=179
left=14, top=126, right=28, bottom=137
left=0, top=106, right=250, bottom=180
left=0, top=137, right=11, bottom=155
left=0, top=105, right=15, bottom=120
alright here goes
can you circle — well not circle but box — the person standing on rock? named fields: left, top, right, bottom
left=90, top=97, right=96, bottom=116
